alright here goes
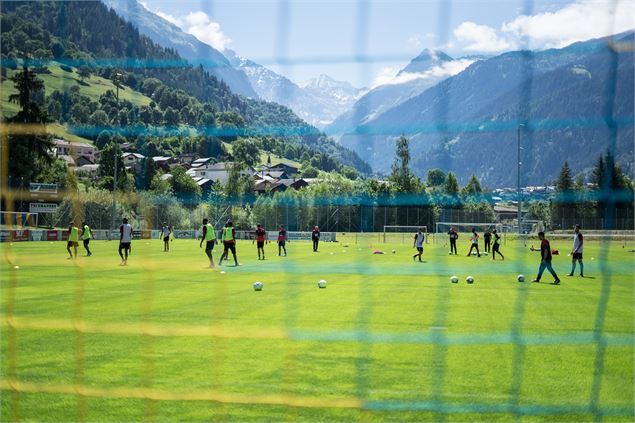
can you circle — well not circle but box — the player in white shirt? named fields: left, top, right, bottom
left=119, top=217, right=133, bottom=265
left=162, top=223, right=172, bottom=252
left=568, top=224, right=584, bottom=277
left=466, top=228, right=481, bottom=257
left=412, top=229, right=425, bottom=262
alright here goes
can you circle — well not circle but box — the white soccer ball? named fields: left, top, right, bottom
left=450, top=275, right=459, bottom=284
left=13, top=265, right=19, bottom=270
left=318, top=279, right=327, bottom=289
left=466, top=276, right=474, bottom=284
left=391, top=249, right=396, bottom=254
left=517, top=274, right=525, bottom=282
left=253, top=281, right=263, bottom=291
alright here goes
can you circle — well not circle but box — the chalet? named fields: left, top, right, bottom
left=152, top=156, right=174, bottom=172
left=270, top=162, right=299, bottom=177
left=123, top=152, right=145, bottom=168
left=53, top=139, right=96, bottom=163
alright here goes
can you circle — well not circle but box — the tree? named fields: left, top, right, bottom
left=78, top=66, right=91, bottom=83
left=136, top=157, right=157, bottom=191
left=461, top=175, right=482, bottom=196
left=163, top=106, right=179, bottom=126
left=552, top=161, right=574, bottom=224
left=389, top=135, right=417, bottom=193
left=444, top=172, right=459, bottom=195
left=97, top=142, right=127, bottom=191
left=232, top=138, right=260, bottom=167
left=6, top=65, right=52, bottom=185
left=301, top=165, right=319, bottom=178
left=426, top=168, right=446, bottom=187
left=170, top=166, right=201, bottom=205
left=89, top=110, right=109, bottom=127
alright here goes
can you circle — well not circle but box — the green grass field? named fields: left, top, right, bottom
left=1, top=235, right=633, bottom=422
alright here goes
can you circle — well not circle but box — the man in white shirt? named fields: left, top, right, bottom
left=162, top=223, right=172, bottom=252
left=568, top=224, right=584, bottom=277
left=466, top=228, right=481, bottom=257
left=119, top=217, right=133, bottom=266
left=412, top=228, right=425, bottom=262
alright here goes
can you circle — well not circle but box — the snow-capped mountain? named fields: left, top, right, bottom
left=227, top=51, right=366, bottom=128
left=100, top=0, right=257, bottom=98
left=325, top=49, right=476, bottom=136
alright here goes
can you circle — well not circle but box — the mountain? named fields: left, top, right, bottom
left=228, top=51, right=365, bottom=128
left=100, top=0, right=257, bottom=98
left=1, top=0, right=372, bottom=174
left=325, top=49, right=474, bottom=136
left=338, top=33, right=634, bottom=186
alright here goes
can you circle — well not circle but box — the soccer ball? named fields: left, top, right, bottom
left=253, top=281, right=263, bottom=291
left=450, top=275, right=459, bottom=283
left=517, top=274, right=525, bottom=282
left=318, top=279, right=327, bottom=289
left=466, top=276, right=474, bottom=284
left=391, top=249, right=396, bottom=254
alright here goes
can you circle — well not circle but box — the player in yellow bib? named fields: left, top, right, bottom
left=199, top=218, right=216, bottom=268
left=218, top=221, right=239, bottom=266
left=66, top=222, right=79, bottom=259
left=81, top=222, right=92, bottom=256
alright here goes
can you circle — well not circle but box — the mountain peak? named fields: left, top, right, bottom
left=398, top=49, right=454, bottom=75
left=303, top=74, right=360, bottom=91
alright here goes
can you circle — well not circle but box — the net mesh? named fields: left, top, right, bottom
left=0, top=0, right=634, bottom=421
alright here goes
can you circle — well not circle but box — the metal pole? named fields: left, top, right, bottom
left=517, top=123, right=525, bottom=234
left=111, top=148, right=117, bottom=238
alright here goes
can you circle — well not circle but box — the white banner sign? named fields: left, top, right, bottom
left=29, top=202, right=58, bottom=213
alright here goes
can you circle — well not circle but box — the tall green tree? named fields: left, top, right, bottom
left=389, top=135, right=417, bottom=193
left=443, top=172, right=460, bottom=195
left=552, top=161, right=574, bottom=223
left=97, top=142, right=127, bottom=191
left=6, top=65, right=53, bottom=185
left=461, top=175, right=483, bottom=196
left=170, top=166, right=201, bottom=205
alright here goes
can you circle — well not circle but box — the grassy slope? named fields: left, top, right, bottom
left=1, top=64, right=153, bottom=145
left=223, top=142, right=302, bottom=169
left=0, top=236, right=633, bottom=422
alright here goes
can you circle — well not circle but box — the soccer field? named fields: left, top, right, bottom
left=1, top=235, right=633, bottom=422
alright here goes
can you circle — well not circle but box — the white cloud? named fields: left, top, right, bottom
left=146, top=8, right=232, bottom=52
left=501, top=0, right=635, bottom=49
left=155, top=11, right=182, bottom=27
left=450, top=0, right=634, bottom=54
left=371, top=59, right=476, bottom=88
left=371, top=67, right=399, bottom=88
left=453, top=21, right=514, bottom=53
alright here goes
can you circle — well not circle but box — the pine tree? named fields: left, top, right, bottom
left=6, top=66, right=53, bottom=185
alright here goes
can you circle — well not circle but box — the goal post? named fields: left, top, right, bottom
left=383, top=225, right=428, bottom=244
left=434, top=222, right=504, bottom=244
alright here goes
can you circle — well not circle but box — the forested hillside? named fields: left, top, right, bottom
left=0, top=0, right=371, bottom=174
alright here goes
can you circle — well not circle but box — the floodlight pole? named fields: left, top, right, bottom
left=517, top=123, right=525, bottom=234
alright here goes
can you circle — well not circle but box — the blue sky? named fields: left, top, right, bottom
left=141, top=0, right=634, bottom=88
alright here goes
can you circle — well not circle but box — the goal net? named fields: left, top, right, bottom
left=383, top=225, right=428, bottom=243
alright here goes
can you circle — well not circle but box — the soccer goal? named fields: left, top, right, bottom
left=434, top=222, right=504, bottom=244
left=383, top=225, right=428, bottom=244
